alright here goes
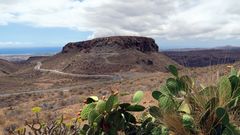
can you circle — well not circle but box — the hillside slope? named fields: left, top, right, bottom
left=41, top=36, right=180, bottom=74
left=163, top=49, right=240, bottom=67
left=0, top=59, right=18, bottom=76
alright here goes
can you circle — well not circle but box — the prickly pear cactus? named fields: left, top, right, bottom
left=105, top=95, right=118, bottom=113
left=132, top=90, right=144, bottom=104
left=78, top=91, right=147, bottom=135
left=167, top=65, right=178, bottom=77
left=96, top=100, right=106, bottom=114
left=81, top=103, right=96, bottom=120
left=182, top=114, right=194, bottom=129
left=17, top=65, right=240, bottom=135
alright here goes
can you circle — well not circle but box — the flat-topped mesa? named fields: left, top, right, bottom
left=62, top=36, right=159, bottom=53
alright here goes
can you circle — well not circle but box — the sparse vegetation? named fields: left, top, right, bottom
left=6, top=65, right=240, bottom=134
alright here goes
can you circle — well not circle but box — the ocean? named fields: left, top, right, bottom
left=0, top=47, right=62, bottom=55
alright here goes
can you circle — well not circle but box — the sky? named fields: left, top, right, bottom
left=1, top=0, right=240, bottom=50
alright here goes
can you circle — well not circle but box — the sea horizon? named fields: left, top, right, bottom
left=0, top=47, right=62, bottom=55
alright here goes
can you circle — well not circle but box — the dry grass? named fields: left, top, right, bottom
left=163, top=113, right=190, bottom=135
left=1, top=62, right=240, bottom=134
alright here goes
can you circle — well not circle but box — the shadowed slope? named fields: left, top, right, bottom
left=41, top=36, right=179, bottom=74
left=0, top=59, right=19, bottom=76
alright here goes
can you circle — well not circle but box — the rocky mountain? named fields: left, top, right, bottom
left=62, top=36, right=159, bottom=53
left=163, top=49, right=240, bottom=67
left=163, top=45, right=240, bottom=52
left=41, top=36, right=179, bottom=74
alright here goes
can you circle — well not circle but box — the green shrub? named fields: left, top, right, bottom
left=79, top=91, right=146, bottom=135
left=11, top=65, right=240, bottom=135
left=149, top=65, right=240, bottom=135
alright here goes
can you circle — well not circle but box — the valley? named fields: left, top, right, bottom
left=0, top=36, right=239, bottom=134
left=163, top=48, right=240, bottom=67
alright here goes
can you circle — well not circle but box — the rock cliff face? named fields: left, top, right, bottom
left=42, top=36, right=179, bottom=74
left=62, top=36, right=159, bottom=53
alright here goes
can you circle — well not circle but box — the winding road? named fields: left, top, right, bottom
left=0, top=62, right=123, bottom=97
left=34, top=62, right=122, bottom=80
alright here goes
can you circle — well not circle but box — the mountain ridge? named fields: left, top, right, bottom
left=41, top=36, right=179, bottom=74
left=62, top=36, right=159, bottom=53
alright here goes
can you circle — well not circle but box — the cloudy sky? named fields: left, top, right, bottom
left=1, top=0, right=240, bottom=49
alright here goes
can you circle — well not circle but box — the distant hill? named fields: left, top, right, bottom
left=215, top=45, right=240, bottom=50
left=163, top=45, right=240, bottom=52
left=163, top=48, right=207, bottom=52
left=40, top=36, right=180, bottom=74
left=163, top=48, right=240, bottom=67
left=26, top=56, right=50, bottom=63
left=0, top=59, right=18, bottom=76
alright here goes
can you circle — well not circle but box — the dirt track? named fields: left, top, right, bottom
left=35, top=62, right=122, bottom=80
left=0, top=62, right=123, bottom=97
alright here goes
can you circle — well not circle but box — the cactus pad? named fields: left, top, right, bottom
left=96, top=100, right=106, bottom=114
left=132, top=90, right=144, bottom=104
left=81, top=103, right=96, bottom=120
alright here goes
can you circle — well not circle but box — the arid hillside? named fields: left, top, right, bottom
left=1, top=37, right=240, bottom=134
left=163, top=48, right=240, bottom=67
left=0, top=36, right=181, bottom=96
left=0, top=59, right=19, bottom=76
left=41, top=36, right=180, bottom=74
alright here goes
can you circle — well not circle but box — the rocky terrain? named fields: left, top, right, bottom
left=62, top=36, right=159, bottom=53
left=0, top=36, right=182, bottom=133
left=42, top=36, right=179, bottom=74
left=1, top=36, right=240, bottom=134
left=0, top=59, right=19, bottom=76
left=163, top=48, right=240, bottom=67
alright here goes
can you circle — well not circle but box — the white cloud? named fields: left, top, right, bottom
left=0, top=41, right=33, bottom=48
left=0, top=41, right=32, bottom=45
left=0, top=0, right=240, bottom=39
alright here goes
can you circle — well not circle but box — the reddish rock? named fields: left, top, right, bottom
left=62, top=36, right=159, bottom=53
left=42, top=36, right=179, bottom=74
